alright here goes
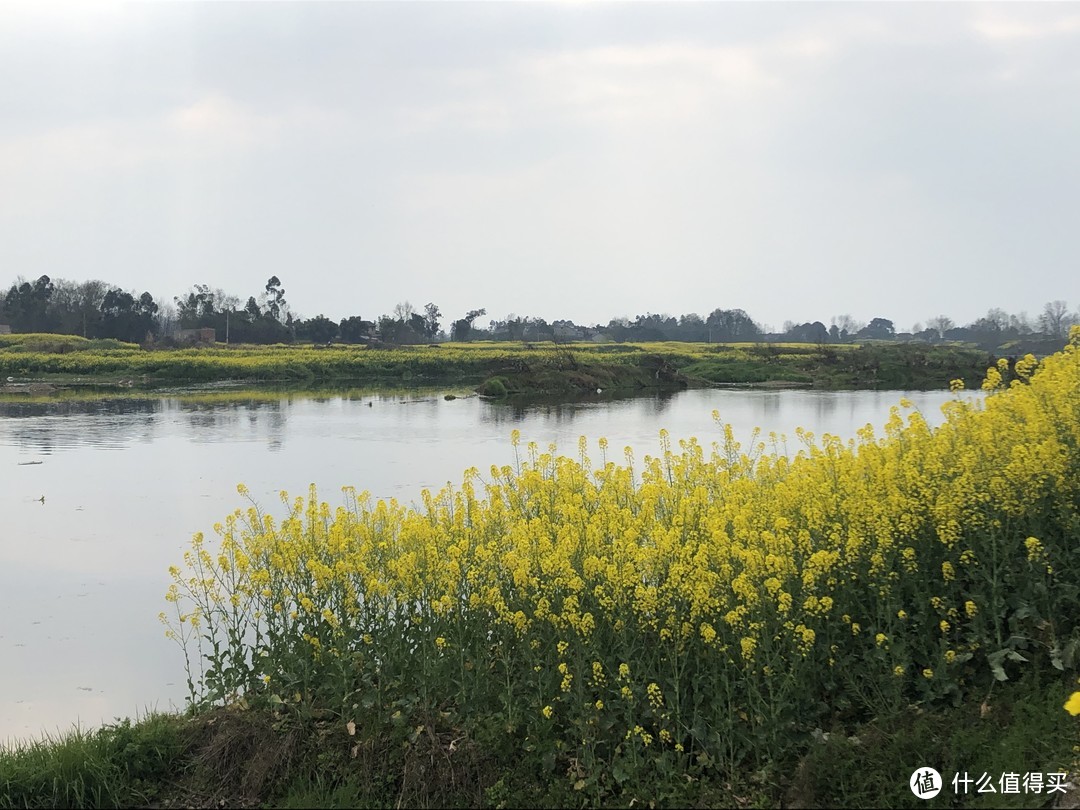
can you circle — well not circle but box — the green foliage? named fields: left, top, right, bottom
left=478, top=377, right=508, bottom=397
left=0, top=714, right=188, bottom=809
left=0, top=339, right=994, bottom=393
left=789, top=676, right=1079, bottom=809
left=3, top=677, right=1074, bottom=807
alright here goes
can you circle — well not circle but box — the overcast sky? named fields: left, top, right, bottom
left=2, top=2, right=1078, bottom=332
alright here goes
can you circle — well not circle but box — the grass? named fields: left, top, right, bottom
left=677, top=342, right=998, bottom=389
left=2, top=677, right=1075, bottom=808
left=788, top=675, right=1080, bottom=809
left=0, top=714, right=188, bottom=809
left=0, top=335, right=998, bottom=393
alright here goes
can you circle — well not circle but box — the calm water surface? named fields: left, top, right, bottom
left=0, top=386, right=976, bottom=742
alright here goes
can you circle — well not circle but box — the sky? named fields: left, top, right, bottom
left=1, top=2, right=1078, bottom=333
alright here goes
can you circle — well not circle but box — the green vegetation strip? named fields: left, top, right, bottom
left=0, top=334, right=998, bottom=393
left=1, top=679, right=1076, bottom=808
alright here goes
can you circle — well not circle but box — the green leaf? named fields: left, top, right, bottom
left=1050, top=644, right=1065, bottom=671
left=987, top=650, right=1010, bottom=681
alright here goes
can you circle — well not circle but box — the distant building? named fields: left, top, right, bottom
left=0, top=324, right=11, bottom=335
left=553, top=323, right=586, bottom=341
left=176, top=327, right=216, bottom=344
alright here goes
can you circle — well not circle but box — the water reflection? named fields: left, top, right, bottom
left=484, top=389, right=679, bottom=424
left=0, top=384, right=978, bottom=743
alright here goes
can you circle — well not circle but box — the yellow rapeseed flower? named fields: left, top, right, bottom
left=1066, top=692, right=1080, bottom=716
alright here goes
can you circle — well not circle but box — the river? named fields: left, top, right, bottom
left=0, top=385, right=976, bottom=743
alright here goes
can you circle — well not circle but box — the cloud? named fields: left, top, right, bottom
left=1, top=4, right=1078, bottom=328
left=399, top=36, right=827, bottom=136
left=0, top=92, right=348, bottom=193
left=167, top=94, right=280, bottom=145
left=972, top=11, right=1080, bottom=42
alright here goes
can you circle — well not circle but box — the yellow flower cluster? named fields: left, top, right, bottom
left=164, top=328, right=1080, bottom=775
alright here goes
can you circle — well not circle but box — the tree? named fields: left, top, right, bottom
left=156, top=301, right=178, bottom=337
left=264, top=276, right=287, bottom=323
left=338, top=316, right=374, bottom=343
left=408, top=312, right=427, bottom=340
left=628, top=314, right=667, bottom=342
left=784, top=321, right=829, bottom=344
left=47, top=278, right=107, bottom=337
left=857, top=318, right=896, bottom=341
left=673, top=312, right=706, bottom=342
left=1009, top=312, right=1034, bottom=334
left=706, top=309, right=761, bottom=342
left=422, top=302, right=442, bottom=341
left=2, top=275, right=55, bottom=333
left=984, top=308, right=1010, bottom=332
left=1039, top=300, right=1073, bottom=338
left=451, top=308, right=486, bottom=341
left=925, top=315, right=954, bottom=341
left=375, top=303, right=426, bottom=345
left=830, top=314, right=863, bottom=342
left=378, top=314, right=406, bottom=344
left=296, top=314, right=338, bottom=343
left=175, top=284, right=216, bottom=327
left=100, top=289, right=158, bottom=342
left=100, top=289, right=134, bottom=337
left=506, top=316, right=526, bottom=342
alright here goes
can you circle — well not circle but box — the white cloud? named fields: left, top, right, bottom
left=167, top=94, right=279, bottom=145
left=972, top=12, right=1080, bottom=42
left=1, top=4, right=1078, bottom=328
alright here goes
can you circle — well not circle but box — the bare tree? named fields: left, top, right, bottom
left=984, top=308, right=1010, bottom=331
left=1009, top=312, right=1033, bottom=334
left=393, top=301, right=415, bottom=323
left=48, top=278, right=108, bottom=337
left=926, top=315, right=954, bottom=340
left=1039, top=300, right=1072, bottom=337
left=156, top=301, right=178, bottom=336
left=831, top=314, right=864, bottom=339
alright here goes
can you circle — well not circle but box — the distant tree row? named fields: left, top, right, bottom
left=0, top=276, right=159, bottom=343
left=1, top=274, right=1076, bottom=352
left=778, top=303, right=1079, bottom=349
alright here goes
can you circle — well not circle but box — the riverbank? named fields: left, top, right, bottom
left=2, top=676, right=1076, bottom=808
left=0, top=334, right=999, bottom=396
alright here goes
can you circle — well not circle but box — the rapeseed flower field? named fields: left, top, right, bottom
left=163, top=328, right=1080, bottom=797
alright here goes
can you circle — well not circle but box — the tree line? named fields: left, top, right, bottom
left=1, top=274, right=1077, bottom=351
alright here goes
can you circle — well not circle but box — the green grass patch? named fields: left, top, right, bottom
left=0, top=714, right=188, bottom=809
left=787, top=674, right=1080, bottom=809
left=0, top=338, right=996, bottom=392
left=3, top=676, right=1076, bottom=808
